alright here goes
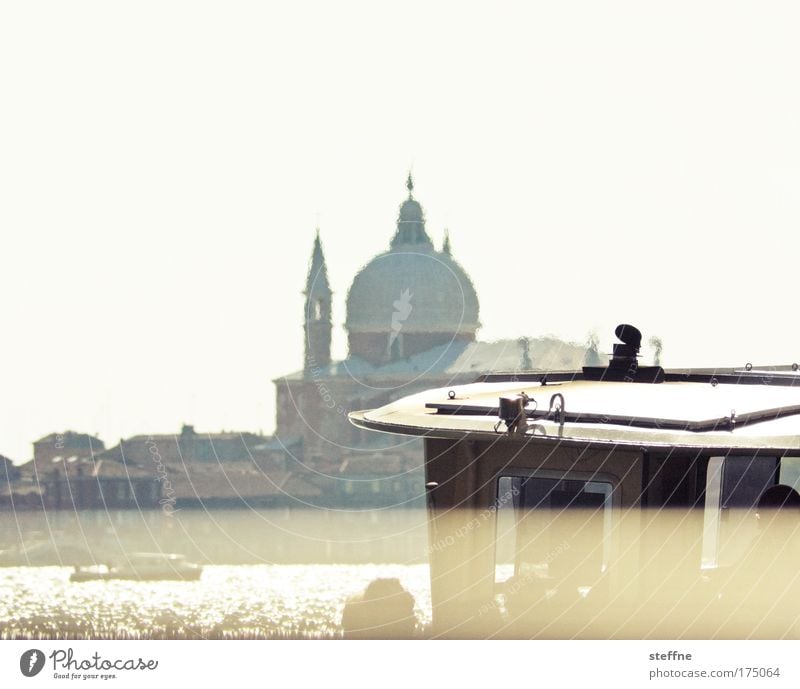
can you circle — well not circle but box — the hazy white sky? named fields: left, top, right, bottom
left=2, top=1, right=800, bottom=462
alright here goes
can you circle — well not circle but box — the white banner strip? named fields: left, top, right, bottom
left=2, top=640, right=799, bottom=688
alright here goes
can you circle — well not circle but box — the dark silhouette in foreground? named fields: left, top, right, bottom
left=341, top=578, right=417, bottom=639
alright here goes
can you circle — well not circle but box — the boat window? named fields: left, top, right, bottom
left=644, top=453, right=706, bottom=508
left=495, top=474, right=614, bottom=589
left=702, top=455, right=780, bottom=568
left=722, top=456, right=778, bottom=508
left=779, top=457, right=800, bottom=492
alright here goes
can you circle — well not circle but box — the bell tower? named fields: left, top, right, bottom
left=304, top=230, right=332, bottom=376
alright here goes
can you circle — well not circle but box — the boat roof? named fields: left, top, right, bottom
left=349, top=368, right=800, bottom=452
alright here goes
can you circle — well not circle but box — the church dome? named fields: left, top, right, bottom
left=345, top=176, right=480, bottom=363
left=346, top=250, right=480, bottom=334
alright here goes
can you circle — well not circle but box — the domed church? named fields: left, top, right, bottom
left=345, top=174, right=480, bottom=365
left=272, top=175, right=587, bottom=507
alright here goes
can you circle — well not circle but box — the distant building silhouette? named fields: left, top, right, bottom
left=94, top=424, right=320, bottom=507
left=8, top=425, right=321, bottom=511
left=271, top=175, right=588, bottom=506
left=33, top=431, right=104, bottom=464
left=11, top=432, right=156, bottom=510
left=2, top=176, right=588, bottom=512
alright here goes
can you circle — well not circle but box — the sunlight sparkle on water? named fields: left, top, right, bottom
left=0, top=564, right=431, bottom=639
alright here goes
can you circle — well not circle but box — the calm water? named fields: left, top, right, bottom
left=0, top=509, right=432, bottom=639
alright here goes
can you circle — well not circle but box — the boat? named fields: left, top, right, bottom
left=350, top=324, right=800, bottom=638
left=70, top=553, right=202, bottom=582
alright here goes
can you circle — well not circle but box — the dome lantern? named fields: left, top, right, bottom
left=391, top=173, right=433, bottom=250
